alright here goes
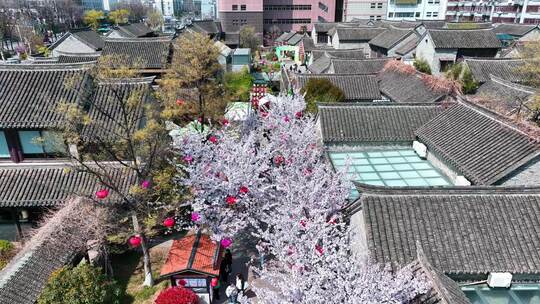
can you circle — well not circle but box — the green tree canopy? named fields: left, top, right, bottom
left=38, top=264, right=121, bottom=304
left=240, top=26, right=261, bottom=53
left=413, top=58, right=431, bottom=75
left=224, top=68, right=254, bottom=102
left=83, top=10, right=105, bottom=31
left=300, top=78, right=345, bottom=113
left=109, top=9, right=129, bottom=25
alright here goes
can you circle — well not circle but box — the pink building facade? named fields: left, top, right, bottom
left=218, top=0, right=336, bottom=34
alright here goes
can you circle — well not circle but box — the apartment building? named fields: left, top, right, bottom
left=446, top=0, right=540, bottom=23
left=386, top=0, right=447, bottom=20
left=343, top=0, right=387, bottom=21
left=218, top=0, right=336, bottom=33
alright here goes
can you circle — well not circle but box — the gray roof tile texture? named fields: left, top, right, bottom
left=360, top=185, right=540, bottom=277
left=378, top=70, right=446, bottom=103
left=416, top=102, right=540, bottom=185
left=331, top=58, right=391, bottom=74
left=369, top=27, right=413, bottom=49
left=72, top=29, right=104, bottom=50
left=464, top=58, right=527, bottom=83
left=428, top=29, right=502, bottom=49
left=334, top=27, right=386, bottom=41
left=102, top=37, right=172, bottom=69
left=117, top=23, right=154, bottom=37
left=494, top=24, right=538, bottom=36
left=0, top=166, right=137, bottom=208
left=319, top=103, right=443, bottom=143
left=296, top=74, right=381, bottom=101
left=0, top=63, right=90, bottom=128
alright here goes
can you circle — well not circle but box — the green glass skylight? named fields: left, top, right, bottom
left=329, top=148, right=452, bottom=199
left=462, top=283, right=540, bottom=304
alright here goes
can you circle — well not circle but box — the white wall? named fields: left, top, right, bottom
left=52, top=35, right=97, bottom=57
left=344, top=0, right=386, bottom=21
left=349, top=210, right=369, bottom=258
left=386, top=0, right=447, bottom=20
left=415, top=32, right=457, bottom=74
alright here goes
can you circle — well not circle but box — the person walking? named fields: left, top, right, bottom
left=235, top=273, right=248, bottom=295
left=225, top=282, right=239, bottom=303
left=221, top=249, right=233, bottom=283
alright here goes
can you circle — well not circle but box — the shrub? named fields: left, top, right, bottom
left=446, top=63, right=478, bottom=94
left=300, top=78, right=345, bottom=113
left=224, top=68, right=254, bottom=102
left=38, top=263, right=121, bottom=304
left=155, top=286, right=199, bottom=304
left=413, top=58, right=432, bottom=75
left=0, top=240, right=15, bottom=270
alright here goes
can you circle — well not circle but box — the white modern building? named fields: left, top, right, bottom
left=386, top=0, right=448, bottom=20
left=153, top=0, right=175, bottom=16
left=343, top=0, right=387, bottom=21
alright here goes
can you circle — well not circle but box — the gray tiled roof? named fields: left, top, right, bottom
left=318, top=103, right=443, bottom=143
left=192, top=20, right=221, bottom=35
left=0, top=165, right=137, bottom=208
left=0, top=63, right=91, bottom=128
left=358, top=184, right=540, bottom=278
left=378, top=70, right=446, bottom=103
left=494, top=24, right=538, bottom=37
left=428, top=29, right=502, bottom=49
left=411, top=246, right=471, bottom=304
left=116, top=23, right=154, bottom=38
left=473, top=75, right=537, bottom=115
left=102, top=37, right=172, bottom=69
left=394, top=33, right=421, bottom=55
left=81, top=77, right=153, bottom=141
left=369, top=27, right=413, bottom=50
left=330, top=58, right=391, bottom=75
left=308, top=54, right=332, bottom=74
left=416, top=102, right=540, bottom=185
left=57, top=55, right=100, bottom=63
left=312, top=49, right=366, bottom=61
left=72, top=29, right=105, bottom=50
left=301, top=37, right=316, bottom=52
left=333, top=27, right=386, bottom=41
left=296, top=74, right=381, bottom=101
left=464, top=58, right=527, bottom=83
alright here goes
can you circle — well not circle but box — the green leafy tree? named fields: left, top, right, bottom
left=38, top=264, right=121, bottom=304
left=224, top=68, right=254, bottom=102
left=413, top=58, right=431, bottom=75
left=240, top=25, right=260, bottom=53
left=83, top=10, right=105, bottom=31
left=109, top=9, right=130, bottom=25
left=300, top=78, right=345, bottom=113
left=446, top=63, right=478, bottom=94
left=160, top=32, right=227, bottom=126
left=0, top=240, right=15, bottom=270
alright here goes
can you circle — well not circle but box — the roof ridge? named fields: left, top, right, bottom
left=318, top=102, right=442, bottom=107
left=354, top=181, right=540, bottom=195
left=97, top=76, right=155, bottom=85
left=457, top=98, right=539, bottom=140
left=0, top=62, right=94, bottom=71
left=489, top=75, right=537, bottom=94
left=104, top=36, right=172, bottom=42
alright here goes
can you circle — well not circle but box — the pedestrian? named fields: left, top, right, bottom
left=211, top=277, right=221, bottom=300
left=225, top=282, right=239, bottom=303
left=235, top=273, right=248, bottom=295
left=220, top=249, right=233, bottom=283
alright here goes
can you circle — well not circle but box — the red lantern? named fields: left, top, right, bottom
left=283, top=116, right=290, bottom=122
left=239, top=186, right=249, bottom=194
left=295, top=111, right=303, bottom=119
left=163, top=217, right=175, bottom=228
left=221, top=238, right=232, bottom=248
left=178, top=279, right=187, bottom=286
left=129, top=235, right=142, bottom=247
left=95, top=189, right=109, bottom=200
left=176, top=98, right=185, bottom=106
left=211, top=277, right=219, bottom=287
left=226, top=196, right=237, bottom=206
left=222, top=118, right=229, bottom=126
left=208, top=136, right=218, bottom=144
left=300, top=220, right=306, bottom=227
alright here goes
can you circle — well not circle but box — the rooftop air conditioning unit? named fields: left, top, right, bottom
left=487, top=272, right=512, bottom=288
left=455, top=175, right=471, bottom=186
left=413, top=141, right=427, bottom=158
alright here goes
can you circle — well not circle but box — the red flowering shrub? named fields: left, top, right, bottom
left=382, top=60, right=416, bottom=75
left=155, top=286, right=199, bottom=304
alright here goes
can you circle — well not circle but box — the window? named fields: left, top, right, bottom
left=433, top=12, right=438, bottom=17
left=18, top=130, right=65, bottom=156
left=0, top=131, right=9, bottom=158
left=415, top=12, right=421, bottom=17
left=318, top=16, right=327, bottom=22
left=264, top=18, right=311, bottom=24
left=241, top=4, right=246, bottom=10
left=263, top=4, right=312, bottom=10
left=370, top=15, right=375, bottom=20
left=319, top=2, right=328, bottom=12
left=371, top=2, right=376, bottom=8
left=377, top=2, right=383, bottom=8
left=395, top=12, right=414, bottom=17
left=376, top=15, right=382, bottom=20
left=232, top=19, right=238, bottom=25
left=388, top=12, right=394, bottom=17
left=426, top=12, right=432, bottom=17
left=232, top=4, right=238, bottom=10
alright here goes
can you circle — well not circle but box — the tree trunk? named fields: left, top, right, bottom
left=131, top=214, right=154, bottom=286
